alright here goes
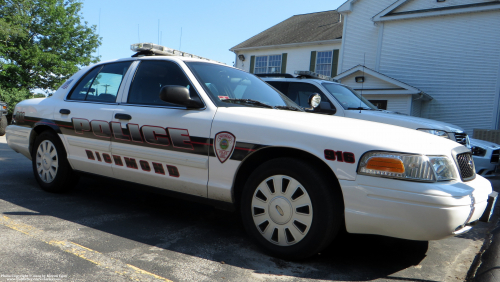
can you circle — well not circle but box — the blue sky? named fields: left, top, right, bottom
left=80, top=0, right=346, bottom=66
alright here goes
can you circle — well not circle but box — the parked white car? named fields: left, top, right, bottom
left=261, top=73, right=499, bottom=177
left=5, top=44, right=497, bottom=259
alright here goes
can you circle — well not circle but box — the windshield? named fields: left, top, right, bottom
left=321, top=83, right=377, bottom=110
left=186, top=62, right=300, bottom=109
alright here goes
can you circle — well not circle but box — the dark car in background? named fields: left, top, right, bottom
left=0, top=101, right=7, bottom=136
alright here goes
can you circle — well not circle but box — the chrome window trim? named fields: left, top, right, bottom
left=117, top=103, right=206, bottom=111
left=63, top=99, right=119, bottom=105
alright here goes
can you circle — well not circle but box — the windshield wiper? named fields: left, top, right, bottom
left=274, top=105, right=302, bottom=111
left=347, top=107, right=373, bottom=111
left=221, top=99, right=273, bottom=108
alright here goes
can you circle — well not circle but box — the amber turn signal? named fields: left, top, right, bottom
left=366, top=157, right=405, bottom=174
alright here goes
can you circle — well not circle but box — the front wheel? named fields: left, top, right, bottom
left=32, top=131, right=79, bottom=193
left=240, top=158, right=343, bottom=259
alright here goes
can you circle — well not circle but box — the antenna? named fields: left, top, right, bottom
left=98, top=8, right=101, bottom=57
left=179, top=27, right=183, bottom=50
left=158, top=19, right=160, bottom=45
left=359, top=53, right=366, bottom=113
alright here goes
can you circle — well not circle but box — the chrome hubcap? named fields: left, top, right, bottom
left=35, top=140, right=59, bottom=183
left=251, top=175, right=313, bottom=246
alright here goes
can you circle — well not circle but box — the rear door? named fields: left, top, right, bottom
left=53, top=61, right=134, bottom=177
left=110, top=59, right=214, bottom=197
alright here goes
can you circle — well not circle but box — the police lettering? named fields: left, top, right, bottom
left=71, top=118, right=192, bottom=150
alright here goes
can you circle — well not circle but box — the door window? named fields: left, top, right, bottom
left=287, top=83, right=334, bottom=110
left=127, top=60, right=201, bottom=106
left=67, top=62, right=132, bottom=102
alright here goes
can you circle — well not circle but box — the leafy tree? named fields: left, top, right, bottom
left=0, top=0, right=101, bottom=93
left=0, top=86, right=31, bottom=114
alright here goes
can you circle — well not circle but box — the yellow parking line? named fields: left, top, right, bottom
left=0, top=215, right=172, bottom=282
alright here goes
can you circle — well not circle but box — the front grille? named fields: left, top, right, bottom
left=455, top=133, right=468, bottom=146
left=491, top=149, right=500, bottom=163
left=456, top=152, right=476, bottom=181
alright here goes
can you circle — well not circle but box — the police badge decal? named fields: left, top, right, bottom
left=214, top=132, right=236, bottom=163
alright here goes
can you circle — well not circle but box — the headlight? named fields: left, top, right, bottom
left=417, top=128, right=450, bottom=139
left=471, top=146, right=487, bottom=157
left=358, top=151, right=458, bottom=182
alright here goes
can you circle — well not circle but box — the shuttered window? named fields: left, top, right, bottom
left=254, top=55, right=282, bottom=74
left=316, top=51, right=333, bottom=77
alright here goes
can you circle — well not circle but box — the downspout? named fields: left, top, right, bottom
left=337, top=12, right=348, bottom=74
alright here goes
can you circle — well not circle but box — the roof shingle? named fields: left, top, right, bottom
left=230, top=10, right=343, bottom=50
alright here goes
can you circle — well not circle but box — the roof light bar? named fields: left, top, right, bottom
left=130, top=43, right=225, bottom=64
left=294, top=71, right=338, bottom=82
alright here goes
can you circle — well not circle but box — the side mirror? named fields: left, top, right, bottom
left=318, top=102, right=337, bottom=115
left=306, top=93, right=321, bottom=110
left=159, top=86, right=204, bottom=109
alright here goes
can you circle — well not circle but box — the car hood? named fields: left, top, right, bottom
left=214, top=107, right=465, bottom=157
left=344, top=110, right=465, bottom=133
left=470, top=138, right=500, bottom=149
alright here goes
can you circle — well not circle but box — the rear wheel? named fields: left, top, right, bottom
left=0, top=116, right=7, bottom=136
left=32, top=131, right=79, bottom=193
left=240, top=158, right=343, bottom=259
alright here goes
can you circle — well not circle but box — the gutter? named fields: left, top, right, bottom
left=230, top=39, right=343, bottom=52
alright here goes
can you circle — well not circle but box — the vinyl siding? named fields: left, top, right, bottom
left=233, top=43, right=342, bottom=75
left=340, top=0, right=395, bottom=72
left=363, top=94, right=412, bottom=115
left=411, top=99, right=422, bottom=117
left=393, top=0, right=496, bottom=13
left=379, top=10, right=500, bottom=133
left=340, top=72, right=400, bottom=90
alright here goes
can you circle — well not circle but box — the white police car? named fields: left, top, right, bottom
left=5, top=44, right=497, bottom=259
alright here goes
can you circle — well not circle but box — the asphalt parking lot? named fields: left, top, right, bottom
left=0, top=134, right=499, bottom=282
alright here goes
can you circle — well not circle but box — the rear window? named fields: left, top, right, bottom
left=67, top=61, right=133, bottom=102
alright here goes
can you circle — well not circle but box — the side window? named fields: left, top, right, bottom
left=266, top=81, right=289, bottom=95
left=288, top=82, right=335, bottom=111
left=68, top=62, right=132, bottom=102
left=128, top=60, right=200, bottom=106
left=68, top=67, right=102, bottom=101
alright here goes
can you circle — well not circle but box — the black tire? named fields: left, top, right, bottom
left=240, top=157, right=343, bottom=260
left=0, top=116, right=7, bottom=136
left=32, top=131, right=79, bottom=193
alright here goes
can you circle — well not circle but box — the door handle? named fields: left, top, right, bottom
left=115, top=113, right=132, bottom=120
left=59, top=109, right=71, bottom=114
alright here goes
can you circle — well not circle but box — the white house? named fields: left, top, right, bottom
left=336, top=0, right=500, bottom=133
left=230, top=10, right=343, bottom=77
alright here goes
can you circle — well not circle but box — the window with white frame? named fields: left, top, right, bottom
left=316, top=51, right=333, bottom=77
left=254, top=55, right=282, bottom=74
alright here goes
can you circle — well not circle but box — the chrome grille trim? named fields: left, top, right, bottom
left=455, top=152, right=476, bottom=181
left=454, top=133, right=468, bottom=146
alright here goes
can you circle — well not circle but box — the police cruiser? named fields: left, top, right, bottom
left=5, top=43, right=497, bottom=259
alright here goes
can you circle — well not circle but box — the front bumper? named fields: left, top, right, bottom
left=474, top=153, right=498, bottom=177
left=340, top=175, right=493, bottom=241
